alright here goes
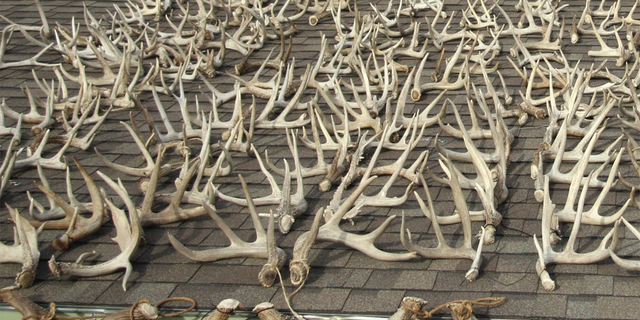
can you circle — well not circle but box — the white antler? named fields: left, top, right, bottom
left=168, top=175, right=287, bottom=284
left=0, top=205, right=42, bottom=288
left=49, top=170, right=143, bottom=291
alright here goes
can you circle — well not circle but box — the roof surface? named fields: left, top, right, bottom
left=0, top=0, right=639, bottom=319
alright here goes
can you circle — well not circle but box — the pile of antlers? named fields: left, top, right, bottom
left=1, top=2, right=640, bottom=319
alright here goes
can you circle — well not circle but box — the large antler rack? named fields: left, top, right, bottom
left=453, top=102, right=506, bottom=242
left=533, top=120, right=623, bottom=200
left=133, top=145, right=209, bottom=227
left=49, top=170, right=144, bottom=291
left=533, top=176, right=620, bottom=291
left=332, top=120, right=428, bottom=221
left=400, top=172, right=485, bottom=282
left=289, top=175, right=417, bottom=286
left=214, top=145, right=306, bottom=217
left=435, top=98, right=513, bottom=165
left=168, top=175, right=287, bottom=287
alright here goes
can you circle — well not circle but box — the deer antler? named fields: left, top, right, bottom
left=0, top=25, right=56, bottom=70
left=49, top=170, right=143, bottom=291
left=271, top=137, right=308, bottom=234
left=400, top=173, right=485, bottom=281
left=338, top=124, right=418, bottom=219
left=52, top=158, right=106, bottom=251
left=290, top=176, right=416, bottom=286
left=215, top=145, right=295, bottom=209
left=322, top=175, right=414, bottom=257
left=544, top=123, right=621, bottom=189
left=533, top=176, right=619, bottom=291
left=133, top=146, right=208, bottom=227
left=168, top=175, right=287, bottom=282
left=14, top=128, right=73, bottom=170
left=0, top=205, right=42, bottom=288
left=95, top=119, right=177, bottom=177
left=27, top=158, right=106, bottom=251
left=268, top=123, right=330, bottom=178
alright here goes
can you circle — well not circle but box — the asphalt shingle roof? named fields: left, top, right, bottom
left=1, top=0, right=639, bottom=319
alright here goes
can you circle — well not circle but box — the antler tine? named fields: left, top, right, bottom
left=609, top=217, right=640, bottom=271
left=0, top=138, right=17, bottom=201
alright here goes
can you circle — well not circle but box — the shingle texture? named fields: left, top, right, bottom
left=0, top=0, right=638, bottom=319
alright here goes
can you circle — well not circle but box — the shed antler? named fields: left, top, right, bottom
left=401, top=170, right=485, bottom=281
left=0, top=205, right=42, bottom=288
left=533, top=176, right=619, bottom=291
left=168, top=175, right=287, bottom=286
left=290, top=176, right=417, bottom=286
left=28, top=158, right=107, bottom=251
left=48, top=170, right=143, bottom=291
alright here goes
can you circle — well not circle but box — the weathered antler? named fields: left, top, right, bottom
left=400, top=172, right=485, bottom=281
left=533, top=176, right=619, bottom=291
left=168, top=175, right=287, bottom=283
left=0, top=205, right=42, bottom=288
left=49, top=170, right=143, bottom=291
